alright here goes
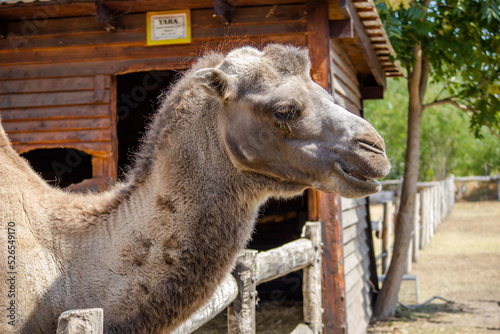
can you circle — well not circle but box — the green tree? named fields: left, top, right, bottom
left=372, top=0, right=500, bottom=319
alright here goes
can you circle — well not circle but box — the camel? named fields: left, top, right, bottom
left=0, top=44, right=390, bottom=334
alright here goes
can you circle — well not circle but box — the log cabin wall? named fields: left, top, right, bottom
left=329, top=39, right=377, bottom=334
left=0, top=2, right=308, bottom=187
left=330, top=40, right=362, bottom=115
left=0, top=75, right=116, bottom=186
left=341, top=197, right=374, bottom=334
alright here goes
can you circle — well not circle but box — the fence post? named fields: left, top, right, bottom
left=381, top=201, right=392, bottom=274
left=429, top=187, right=435, bottom=240
left=497, top=175, right=500, bottom=201
left=412, top=192, right=420, bottom=262
left=302, top=222, right=323, bottom=333
left=419, top=188, right=428, bottom=249
left=427, top=188, right=432, bottom=245
left=56, top=308, right=103, bottom=334
left=228, top=250, right=258, bottom=334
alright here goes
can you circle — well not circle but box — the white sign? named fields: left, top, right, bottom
left=147, top=10, right=191, bottom=45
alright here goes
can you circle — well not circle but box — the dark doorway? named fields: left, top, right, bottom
left=116, top=70, right=181, bottom=179
left=21, top=148, right=92, bottom=188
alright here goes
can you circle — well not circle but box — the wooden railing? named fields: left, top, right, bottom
left=455, top=175, right=500, bottom=200
left=55, top=222, right=323, bottom=334
left=376, top=176, right=455, bottom=273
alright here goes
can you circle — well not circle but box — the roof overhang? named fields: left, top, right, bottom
left=328, top=0, right=403, bottom=93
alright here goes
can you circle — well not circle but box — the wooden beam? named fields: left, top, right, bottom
left=95, top=1, right=118, bottom=32
left=0, top=0, right=299, bottom=20
left=307, top=0, right=331, bottom=91
left=213, top=0, right=235, bottom=25
left=360, top=85, right=383, bottom=99
left=317, top=192, right=347, bottom=334
left=0, top=18, right=7, bottom=39
left=364, top=197, right=380, bottom=305
left=308, top=2, right=347, bottom=332
left=57, top=308, right=103, bottom=334
left=302, top=222, right=323, bottom=333
left=329, top=19, right=353, bottom=39
left=227, top=250, right=258, bottom=334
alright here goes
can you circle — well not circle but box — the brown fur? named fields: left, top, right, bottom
left=0, top=44, right=390, bottom=334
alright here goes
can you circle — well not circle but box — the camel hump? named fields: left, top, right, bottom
left=0, top=117, right=46, bottom=186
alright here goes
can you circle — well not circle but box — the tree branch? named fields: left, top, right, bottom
left=424, top=98, right=500, bottom=140
left=423, top=97, right=457, bottom=110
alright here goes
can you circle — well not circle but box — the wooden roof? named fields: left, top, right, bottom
left=328, top=0, right=403, bottom=87
left=352, top=0, right=402, bottom=78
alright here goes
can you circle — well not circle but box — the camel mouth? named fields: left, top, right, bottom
left=339, top=165, right=381, bottom=187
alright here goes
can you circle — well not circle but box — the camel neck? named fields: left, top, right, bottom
left=97, top=98, right=269, bottom=333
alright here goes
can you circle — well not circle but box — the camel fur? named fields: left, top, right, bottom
left=0, top=44, right=390, bottom=334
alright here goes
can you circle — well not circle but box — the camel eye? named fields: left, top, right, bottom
left=273, top=104, right=299, bottom=121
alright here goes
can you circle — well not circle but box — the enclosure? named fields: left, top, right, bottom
left=0, top=0, right=402, bottom=332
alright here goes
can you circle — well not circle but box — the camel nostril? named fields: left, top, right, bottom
left=358, top=139, right=386, bottom=155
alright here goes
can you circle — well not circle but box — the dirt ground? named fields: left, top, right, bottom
left=368, top=201, right=500, bottom=333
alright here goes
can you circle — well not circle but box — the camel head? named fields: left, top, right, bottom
left=194, top=44, right=390, bottom=198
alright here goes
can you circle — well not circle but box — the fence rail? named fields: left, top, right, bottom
left=56, top=222, right=323, bottom=334
left=376, top=176, right=455, bottom=274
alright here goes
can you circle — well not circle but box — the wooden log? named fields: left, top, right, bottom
left=454, top=175, right=500, bottom=182
left=0, top=105, right=110, bottom=121
left=0, top=76, right=110, bottom=94
left=2, top=118, right=110, bottom=133
left=0, top=34, right=307, bottom=80
left=302, top=222, right=323, bottom=333
left=426, top=188, right=432, bottom=246
left=434, top=186, right=439, bottom=228
left=430, top=187, right=435, bottom=239
left=2, top=3, right=305, bottom=39
left=12, top=141, right=113, bottom=157
left=422, top=188, right=428, bottom=247
left=381, top=201, right=392, bottom=274
left=94, top=75, right=107, bottom=102
left=172, top=274, right=238, bottom=334
left=0, top=91, right=110, bottom=109
left=412, top=193, right=420, bottom=262
left=449, top=175, right=455, bottom=212
left=418, top=189, right=426, bottom=250
left=56, top=308, right=103, bottom=334
left=498, top=177, right=500, bottom=201
left=91, top=155, right=117, bottom=187
left=0, top=0, right=301, bottom=21
left=6, top=128, right=112, bottom=145
left=228, top=250, right=258, bottom=334
left=0, top=20, right=308, bottom=64
left=255, top=238, right=315, bottom=284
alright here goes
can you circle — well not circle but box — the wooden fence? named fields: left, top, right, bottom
left=455, top=175, right=500, bottom=201
left=376, top=175, right=455, bottom=273
left=55, top=222, right=323, bottom=334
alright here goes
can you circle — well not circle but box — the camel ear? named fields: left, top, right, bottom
left=193, top=68, right=238, bottom=100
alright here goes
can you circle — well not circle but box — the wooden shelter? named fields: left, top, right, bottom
left=0, top=0, right=402, bottom=333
